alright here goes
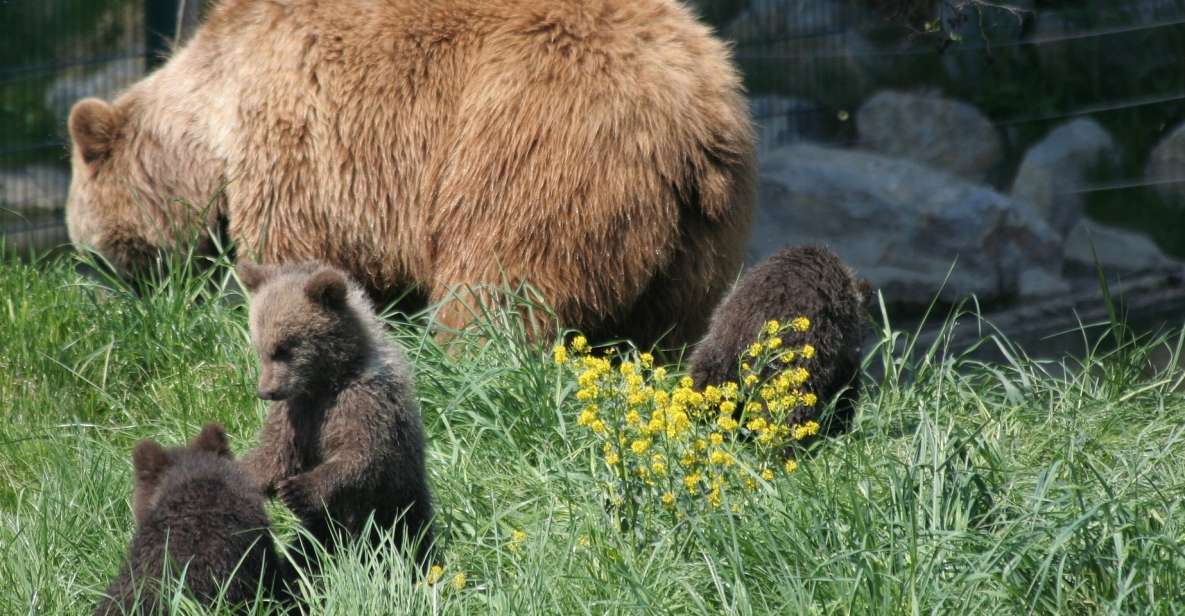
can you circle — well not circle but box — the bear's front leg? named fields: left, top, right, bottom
left=276, top=451, right=370, bottom=522
left=240, top=410, right=298, bottom=496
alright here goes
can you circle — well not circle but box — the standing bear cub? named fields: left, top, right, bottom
left=689, top=245, right=872, bottom=435
left=236, top=261, right=433, bottom=566
left=95, top=423, right=286, bottom=615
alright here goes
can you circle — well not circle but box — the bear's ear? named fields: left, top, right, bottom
left=190, top=423, right=232, bottom=458
left=236, top=260, right=276, bottom=293
left=132, top=440, right=171, bottom=483
left=304, top=268, right=348, bottom=308
left=68, top=98, right=120, bottom=167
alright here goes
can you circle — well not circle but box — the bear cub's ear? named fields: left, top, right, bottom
left=132, top=440, right=171, bottom=483
left=304, top=268, right=348, bottom=308
left=191, top=422, right=232, bottom=458
left=236, top=260, right=276, bottom=293
left=68, top=98, right=120, bottom=166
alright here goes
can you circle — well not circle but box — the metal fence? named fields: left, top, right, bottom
left=0, top=0, right=199, bottom=252
left=2, top=0, right=1185, bottom=257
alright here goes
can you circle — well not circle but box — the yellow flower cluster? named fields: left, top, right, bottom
left=424, top=565, right=468, bottom=591
left=554, top=319, right=821, bottom=530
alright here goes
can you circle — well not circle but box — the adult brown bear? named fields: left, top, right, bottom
left=66, top=0, right=755, bottom=347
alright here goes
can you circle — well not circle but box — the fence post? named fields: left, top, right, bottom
left=145, top=0, right=180, bottom=69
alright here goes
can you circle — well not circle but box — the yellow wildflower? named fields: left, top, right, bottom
left=571, top=335, right=589, bottom=353
left=717, top=416, right=739, bottom=432
left=791, top=317, right=811, bottom=332
left=719, top=401, right=736, bottom=416
left=426, top=565, right=444, bottom=585
left=779, top=350, right=796, bottom=363
left=604, top=448, right=619, bottom=465
left=650, top=454, right=667, bottom=476
left=766, top=336, right=782, bottom=350
left=709, top=432, right=724, bottom=446
left=625, top=410, right=642, bottom=426
left=640, top=352, right=655, bottom=368
left=452, top=572, right=468, bottom=591
left=746, top=417, right=767, bottom=432
left=784, top=459, right=799, bottom=474
left=509, top=529, right=527, bottom=551
left=661, top=492, right=676, bottom=507
left=654, top=367, right=668, bottom=380
left=722, top=382, right=739, bottom=399
left=630, top=439, right=651, bottom=455
left=801, top=393, right=818, bottom=407
left=679, top=376, right=694, bottom=389
left=801, top=344, right=816, bottom=359
left=765, top=320, right=781, bottom=335
left=761, top=468, right=775, bottom=481
left=577, top=406, right=597, bottom=426
left=703, top=385, right=722, bottom=404
left=744, top=374, right=759, bottom=387
left=684, top=473, right=702, bottom=494
left=747, top=342, right=764, bottom=358
left=552, top=345, right=568, bottom=365
left=793, top=421, right=820, bottom=440
left=707, top=487, right=722, bottom=508
left=709, top=449, right=727, bottom=465
left=619, top=361, right=636, bottom=376
left=576, top=386, right=598, bottom=401
left=578, top=535, right=591, bottom=547
left=589, top=419, right=606, bottom=434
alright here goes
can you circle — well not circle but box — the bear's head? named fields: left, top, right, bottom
left=237, top=261, right=375, bottom=401
left=66, top=95, right=225, bottom=278
left=131, top=423, right=233, bottom=526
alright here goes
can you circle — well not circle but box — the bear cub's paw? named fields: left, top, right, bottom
left=277, top=475, right=321, bottom=521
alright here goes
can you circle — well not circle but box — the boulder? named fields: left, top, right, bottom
left=750, top=95, right=829, bottom=153
left=1145, top=122, right=1185, bottom=206
left=749, top=143, right=1062, bottom=307
left=45, top=57, right=143, bottom=121
left=856, top=90, right=1002, bottom=181
left=1011, top=119, right=1116, bottom=235
left=1063, top=220, right=1176, bottom=275
left=0, top=165, right=70, bottom=212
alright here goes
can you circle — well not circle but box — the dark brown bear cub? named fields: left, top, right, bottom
left=95, top=424, right=285, bottom=615
left=689, top=245, right=872, bottom=435
left=236, top=261, right=433, bottom=567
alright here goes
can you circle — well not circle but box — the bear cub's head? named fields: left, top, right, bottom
left=237, top=261, right=375, bottom=401
left=132, top=423, right=233, bottom=526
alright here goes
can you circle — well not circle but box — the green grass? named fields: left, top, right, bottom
left=1, top=249, right=1184, bottom=614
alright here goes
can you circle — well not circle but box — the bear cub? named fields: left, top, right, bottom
left=95, top=423, right=286, bottom=615
left=236, top=261, right=433, bottom=566
left=689, top=245, right=872, bottom=434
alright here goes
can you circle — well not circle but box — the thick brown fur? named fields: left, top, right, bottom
left=95, top=424, right=286, bottom=615
left=236, top=261, right=434, bottom=567
left=65, top=0, right=756, bottom=348
left=689, top=246, right=872, bottom=434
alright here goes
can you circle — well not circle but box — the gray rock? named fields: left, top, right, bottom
left=725, top=1, right=878, bottom=104
left=723, top=0, right=863, bottom=41
left=45, top=57, right=144, bottom=120
left=1011, top=119, right=1116, bottom=235
left=0, top=165, right=70, bottom=211
left=749, top=143, right=1062, bottom=306
left=750, top=96, right=827, bottom=154
left=1145, top=122, right=1185, bottom=205
left=1063, top=220, right=1175, bottom=275
left=857, top=90, right=1002, bottom=181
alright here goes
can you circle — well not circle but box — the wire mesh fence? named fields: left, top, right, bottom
left=1, top=0, right=1184, bottom=256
